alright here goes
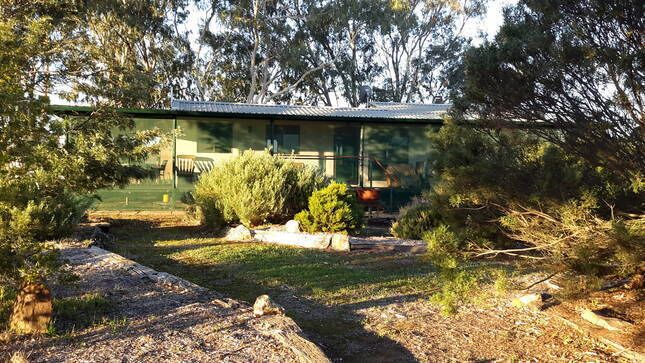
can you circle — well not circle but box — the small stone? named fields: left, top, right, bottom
left=9, top=283, right=53, bottom=335
left=253, top=294, right=283, bottom=317
left=285, top=220, right=300, bottom=233
left=512, top=292, right=554, bottom=310
left=580, top=308, right=633, bottom=332
left=330, top=234, right=350, bottom=251
left=225, top=225, right=253, bottom=241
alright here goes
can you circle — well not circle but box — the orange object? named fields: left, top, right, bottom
left=356, top=188, right=380, bottom=202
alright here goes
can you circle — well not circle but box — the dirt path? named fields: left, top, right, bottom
left=1, top=243, right=327, bottom=363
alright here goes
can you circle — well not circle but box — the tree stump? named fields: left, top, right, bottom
left=9, top=283, right=53, bottom=334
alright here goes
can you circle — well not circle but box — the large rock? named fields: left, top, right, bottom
left=284, top=220, right=300, bottom=233
left=9, top=283, right=53, bottom=334
left=580, top=308, right=633, bottom=332
left=253, top=294, right=284, bottom=317
left=225, top=225, right=253, bottom=241
left=252, top=230, right=332, bottom=249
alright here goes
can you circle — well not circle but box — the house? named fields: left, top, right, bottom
left=51, top=100, right=450, bottom=210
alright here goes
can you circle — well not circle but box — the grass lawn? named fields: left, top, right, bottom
left=106, top=216, right=441, bottom=305
left=93, top=182, right=193, bottom=211
left=99, top=214, right=510, bottom=361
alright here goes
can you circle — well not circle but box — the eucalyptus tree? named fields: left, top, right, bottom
left=198, top=0, right=333, bottom=104
left=372, top=0, right=485, bottom=103
left=196, top=0, right=485, bottom=106
left=65, top=0, right=195, bottom=108
left=300, top=0, right=384, bottom=107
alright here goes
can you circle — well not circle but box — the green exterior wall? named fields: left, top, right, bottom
left=91, top=115, right=440, bottom=211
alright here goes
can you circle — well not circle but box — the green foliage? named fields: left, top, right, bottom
left=413, top=122, right=643, bottom=297
left=200, top=0, right=483, bottom=105
left=430, top=269, right=478, bottom=315
left=0, top=3, right=171, bottom=290
left=454, top=0, right=644, bottom=178
left=0, top=285, right=16, bottom=330
left=195, top=151, right=325, bottom=227
left=500, top=195, right=645, bottom=280
left=0, top=202, right=63, bottom=286
left=295, top=182, right=364, bottom=234
left=423, top=225, right=462, bottom=270
left=30, top=192, right=95, bottom=240
left=391, top=200, right=441, bottom=239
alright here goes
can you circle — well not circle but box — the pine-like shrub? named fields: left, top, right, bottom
left=422, top=225, right=462, bottom=269
left=295, top=182, right=364, bottom=234
left=391, top=199, right=442, bottom=239
left=194, top=151, right=325, bottom=227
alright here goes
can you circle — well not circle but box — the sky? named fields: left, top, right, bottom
left=464, top=0, right=516, bottom=43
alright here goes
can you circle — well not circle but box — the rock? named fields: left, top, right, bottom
left=225, top=225, right=253, bottom=241
left=580, top=308, right=633, bottom=332
left=331, top=234, right=350, bottom=251
left=253, top=294, right=284, bottom=317
left=9, top=283, right=53, bottom=335
left=512, top=292, right=555, bottom=310
left=253, top=230, right=331, bottom=249
left=284, top=220, right=300, bottom=233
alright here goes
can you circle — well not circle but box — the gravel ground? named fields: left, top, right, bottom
left=355, top=297, right=617, bottom=361
left=0, top=242, right=325, bottom=363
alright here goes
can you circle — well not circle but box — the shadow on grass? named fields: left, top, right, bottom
left=51, top=293, right=116, bottom=334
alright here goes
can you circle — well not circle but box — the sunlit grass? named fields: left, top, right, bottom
left=107, top=219, right=441, bottom=306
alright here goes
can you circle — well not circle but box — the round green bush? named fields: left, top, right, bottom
left=295, top=182, right=364, bottom=234
left=194, top=151, right=325, bottom=227
left=390, top=200, right=441, bottom=239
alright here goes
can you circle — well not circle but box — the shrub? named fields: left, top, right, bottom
left=33, top=192, right=95, bottom=240
left=423, top=225, right=462, bottom=269
left=0, top=285, right=16, bottom=330
left=430, top=269, right=478, bottom=315
left=391, top=199, right=441, bottom=239
left=195, top=151, right=325, bottom=227
left=295, top=182, right=364, bottom=234
left=420, top=122, right=644, bottom=296
left=0, top=202, right=61, bottom=286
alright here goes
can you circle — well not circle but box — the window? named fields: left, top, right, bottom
left=196, top=121, right=233, bottom=153
left=268, top=125, right=300, bottom=153
left=366, top=126, right=410, bottom=180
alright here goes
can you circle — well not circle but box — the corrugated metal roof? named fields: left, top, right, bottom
left=170, top=99, right=449, bottom=121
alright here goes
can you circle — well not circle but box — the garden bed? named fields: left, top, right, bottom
left=74, top=211, right=618, bottom=361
